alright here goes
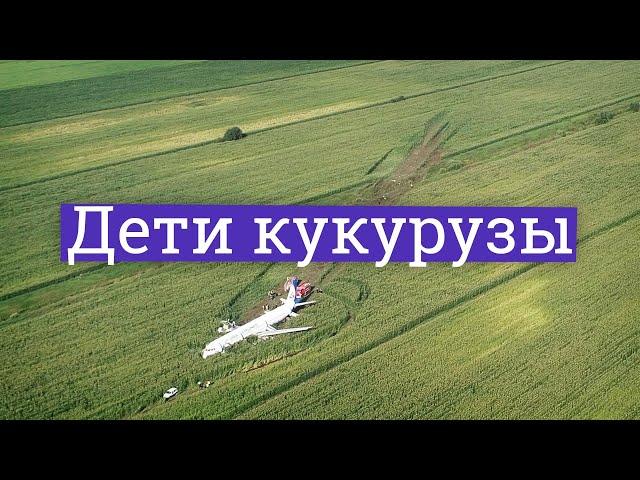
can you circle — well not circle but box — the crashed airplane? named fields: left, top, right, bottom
left=202, top=277, right=315, bottom=359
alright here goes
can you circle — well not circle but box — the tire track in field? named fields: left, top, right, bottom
left=293, top=178, right=376, bottom=205
left=369, top=92, right=640, bottom=188
left=0, top=61, right=384, bottom=129
left=0, top=61, right=570, bottom=195
left=219, top=263, right=276, bottom=317
left=366, top=149, right=394, bottom=175
left=229, top=207, right=640, bottom=419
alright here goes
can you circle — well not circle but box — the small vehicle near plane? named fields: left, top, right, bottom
left=163, top=387, right=178, bottom=400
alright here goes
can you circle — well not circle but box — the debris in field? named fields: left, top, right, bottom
left=358, top=112, right=456, bottom=206
left=217, top=320, right=237, bottom=334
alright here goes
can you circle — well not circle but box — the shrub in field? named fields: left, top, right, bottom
left=630, top=102, right=640, bottom=112
left=594, top=111, right=615, bottom=125
left=222, top=127, right=245, bottom=141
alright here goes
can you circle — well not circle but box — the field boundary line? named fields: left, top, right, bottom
left=246, top=61, right=571, bottom=136
left=0, top=137, right=232, bottom=194
left=0, top=264, right=108, bottom=303
left=444, top=91, right=640, bottom=160
left=366, top=149, right=393, bottom=175
left=230, top=207, right=640, bottom=419
left=0, top=61, right=572, bottom=195
left=0, top=61, right=384, bottom=129
left=293, top=178, right=375, bottom=205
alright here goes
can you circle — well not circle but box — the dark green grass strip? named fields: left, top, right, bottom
left=366, top=149, right=393, bottom=175
left=0, top=61, right=383, bottom=129
left=221, top=263, right=275, bottom=315
left=247, top=61, right=571, bottom=137
left=0, top=61, right=570, bottom=195
left=318, top=263, right=340, bottom=284
left=444, top=92, right=640, bottom=160
left=0, top=137, right=229, bottom=194
left=228, top=207, right=640, bottom=419
left=293, top=179, right=375, bottom=205
left=0, top=264, right=108, bottom=303
left=577, top=209, right=640, bottom=244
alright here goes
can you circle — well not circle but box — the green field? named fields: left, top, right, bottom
left=0, top=60, right=639, bottom=419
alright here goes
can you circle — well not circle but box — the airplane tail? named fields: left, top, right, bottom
left=281, top=284, right=298, bottom=305
left=286, top=283, right=296, bottom=303
left=282, top=276, right=313, bottom=305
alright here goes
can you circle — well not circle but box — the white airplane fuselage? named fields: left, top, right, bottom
left=202, top=285, right=312, bottom=359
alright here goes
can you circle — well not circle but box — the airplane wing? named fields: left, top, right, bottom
left=256, top=326, right=313, bottom=338
left=293, top=301, right=316, bottom=308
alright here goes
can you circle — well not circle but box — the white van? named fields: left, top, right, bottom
left=163, top=387, right=178, bottom=400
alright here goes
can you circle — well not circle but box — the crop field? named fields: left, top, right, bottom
left=0, top=60, right=639, bottom=419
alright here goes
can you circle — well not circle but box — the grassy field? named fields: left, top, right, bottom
left=0, top=60, right=638, bottom=419
left=0, top=61, right=199, bottom=90
left=0, top=60, right=372, bottom=128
